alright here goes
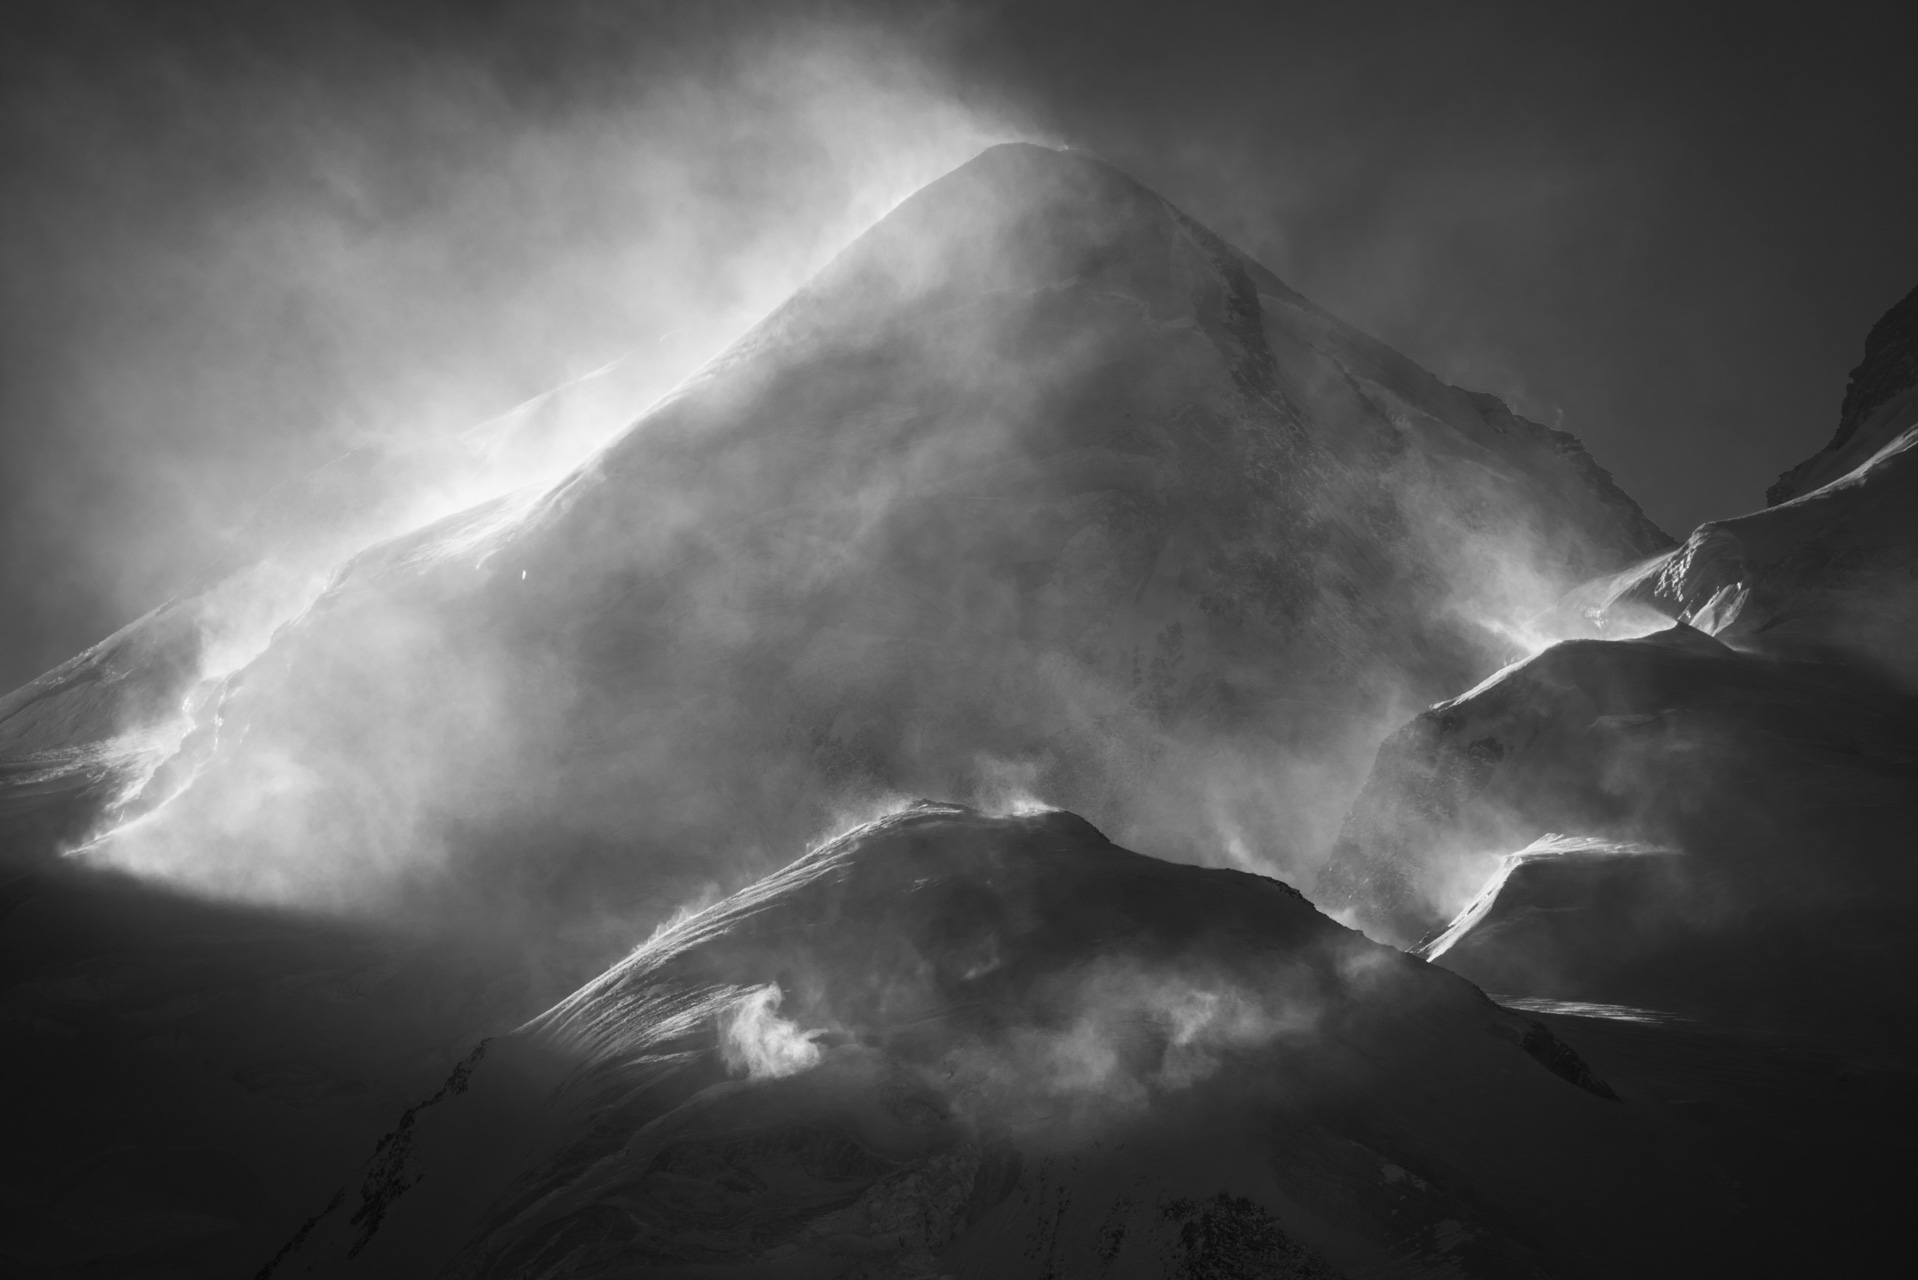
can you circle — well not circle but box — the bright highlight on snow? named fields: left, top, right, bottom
left=719, top=984, right=824, bottom=1080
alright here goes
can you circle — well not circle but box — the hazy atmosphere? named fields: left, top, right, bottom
left=4, top=4, right=1916, bottom=1277
left=5, top=0, right=1915, bottom=690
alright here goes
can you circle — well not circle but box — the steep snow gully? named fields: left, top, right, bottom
left=3, top=145, right=1916, bottom=1278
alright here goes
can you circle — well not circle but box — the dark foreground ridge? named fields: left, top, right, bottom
left=263, top=803, right=1731, bottom=1280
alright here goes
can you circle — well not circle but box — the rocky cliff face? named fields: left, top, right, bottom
left=1768, top=283, right=1918, bottom=504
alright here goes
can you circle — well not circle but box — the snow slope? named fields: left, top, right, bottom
left=262, top=804, right=1739, bottom=1280
left=2, top=153, right=1912, bottom=1279
left=36, top=143, right=1668, bottom=929
left=1324, top=284, right=1918, bottom=1036
left=1549, top=285, right=1918, bottom=688
left=0, top=358, right=660, bottom=870
left=1318, top=620, right=1918, bottom=1042
left=0, top=141, right=1686, bottom=1274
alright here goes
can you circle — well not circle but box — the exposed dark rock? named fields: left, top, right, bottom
left=1770, top=283, right=1918, bottom=504
left=1161, top=1193, right=1342, bottom=1279
left=1516, top=1021, right=1619, bottom=1102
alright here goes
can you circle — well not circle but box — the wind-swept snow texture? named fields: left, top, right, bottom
left=0, top=360, right=656, bottom=870
left=4, top=143, right=1667, bottom=938
left=1308, top=287, right=1918, bottom=1268
left=5, top=150, right=1915, bottom=1280
left=1319, top=622, right=1918, bottom=1035
left=1552, top=284, right=1918, bottom=688
left=1327, top=283, right=1918, bottom=1037
left=1410, top=833, right=1676, bottom=963
left=264, top=805, right=1742, bottom=1280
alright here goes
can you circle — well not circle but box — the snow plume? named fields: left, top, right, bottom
left=807, top=793, right=923, bottom=854
left=939, top=958, right=1325, bottom=1129
left=1097, top=963, right=1321, bottom=1092
left=26, top=113, right=1665, bottom=1015
left=20, top=9, right=1007, bottom=930
left=970, top=755, right=1057, bottom=817
left=1, top=4, right=1011, bottom=695
left=720, top=984, right=824, bottom=1081
left=631, top=882, right=730, bottom=957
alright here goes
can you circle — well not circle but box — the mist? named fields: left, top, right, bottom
left=12, top=136, right=1667, bottom=1032
left=1, top=0, right=1904, bottom=1079
left=9, top=10, right=1918, bottom=1276
left=0, top=0, right=1004, bottom=691
left=11, top=2, right=1918, bottom=698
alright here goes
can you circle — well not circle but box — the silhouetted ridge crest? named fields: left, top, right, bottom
left=1768, top=281, right=1918, bottom=503
left=1837, top=283, right=1918, bottom=444
left=703, top=143, right=1266, bottom=376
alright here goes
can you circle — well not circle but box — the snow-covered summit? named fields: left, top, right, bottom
left=1, top=143, right=1675, bottom=914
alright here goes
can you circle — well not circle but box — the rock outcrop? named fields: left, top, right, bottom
left=1769, top=283, right=1918, bottom=504
left=1549, top=284, right=1918, bottom=688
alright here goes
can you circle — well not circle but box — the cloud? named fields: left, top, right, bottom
left=0, top=0, right=1008, bottom=689
left=720, top=983, right=825, bottom=1080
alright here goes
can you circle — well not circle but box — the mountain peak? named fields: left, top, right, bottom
left=16, top=137, right=1675, bottom=925
left=892, top=141, right=1157, bottom=227
left=767, top=141, right=1183, bottom=327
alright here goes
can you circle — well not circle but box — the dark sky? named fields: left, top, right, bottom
left=4, top=0, right=1915, bottom=692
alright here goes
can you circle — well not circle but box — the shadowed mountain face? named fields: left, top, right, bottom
left=1553, top=284, right=1918, bottom=688
left=1318, top=625, right=1918, bottom=1025
left=1300, top=285, right=1918, bottom=1275
left=264, top=805, right=1739, bottom=1280
left=5, top=143, right=1665, bottom=950
left=0, top=859, right=556, bottom=1278
left=1322, top=285, right=1918, bottom=1046
left=1768, top=282, right=1918, bottom=506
